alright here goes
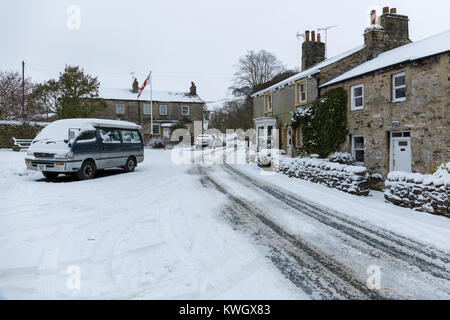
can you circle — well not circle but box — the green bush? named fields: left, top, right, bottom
left=0, top=123, right=44, bottom=148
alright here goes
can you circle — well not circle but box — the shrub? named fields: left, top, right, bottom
left=256, top=149, right=284, bottom=168
left=329, top=152, right=356, bottom=165
left=146, top=137, right=166, bottom=149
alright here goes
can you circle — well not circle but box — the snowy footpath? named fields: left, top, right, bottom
left=0, top=148, right=449, bottom=299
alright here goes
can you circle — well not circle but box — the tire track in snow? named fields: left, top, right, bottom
left=198, top=166, right=386, bottom=300
left=222, top=165, right=450, bottom=282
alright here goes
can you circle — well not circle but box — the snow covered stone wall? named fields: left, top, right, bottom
left=384, top=164, right=449, bottom=217
left=276, top=157, right=370, bottom=196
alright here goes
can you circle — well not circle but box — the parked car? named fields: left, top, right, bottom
left=194, top=134, right=215, bottom=149
left=25, top=119, right=144, bottom=180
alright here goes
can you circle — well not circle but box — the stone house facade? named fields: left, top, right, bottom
left=321, top=33, right=449, bottom=177
left=252, top=6, right=449, bottom=177
left=94, top=81, right=204, bottom=142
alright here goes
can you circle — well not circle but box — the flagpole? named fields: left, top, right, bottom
left=150, top=70, right=153, bottom=138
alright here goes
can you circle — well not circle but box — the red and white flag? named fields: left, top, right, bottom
left=137, top=73, right=150, bottom=98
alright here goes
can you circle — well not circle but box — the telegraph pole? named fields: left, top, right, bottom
left=22, top=60, right=25, bottom=119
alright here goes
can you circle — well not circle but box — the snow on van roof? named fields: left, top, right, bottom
left=251, top=45, right=365, bottom=97
left=34, top=119, right=140, bottom=141
left=99, top=87, right=204, bottom=103
left=321, top=30, right=450, bottom=87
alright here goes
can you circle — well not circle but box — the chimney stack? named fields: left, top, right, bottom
left=364, top=7, right=411, bottom=59
left=132, top=78, right=139, bottom=94
left=301, top=30, right=325, bottom=70
left=190, top=82, right=197, bottom=96
left=379, top=7, right=411, bottom=50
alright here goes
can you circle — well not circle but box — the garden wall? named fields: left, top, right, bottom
left=384, top=167, right=449, bottom=217
left=276, top=157, right=370, bottom=196
left=0, top=121, right=47, bottom=148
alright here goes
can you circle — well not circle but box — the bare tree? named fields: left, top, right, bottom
left=0, top=71, right=41, bottom=120
left=232, top=50, right=286, bottom=93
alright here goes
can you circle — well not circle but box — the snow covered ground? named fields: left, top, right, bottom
left=0, top=149, right=302, bottom=299
left=0, top=148, right=449, bottom=299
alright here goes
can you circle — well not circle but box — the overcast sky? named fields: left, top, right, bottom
left=1, top=0, right=449, bottom=103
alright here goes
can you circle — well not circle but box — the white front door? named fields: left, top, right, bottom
left=163, top=127, right=170, bottom=139
left=390, top=132, right=412, bottom=172
left=287, top=128, right=292, bottom=157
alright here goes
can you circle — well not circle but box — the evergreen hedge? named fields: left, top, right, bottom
left=291, top=88, right=348, bottom=158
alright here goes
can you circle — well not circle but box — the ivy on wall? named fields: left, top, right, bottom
left=291, top=88, right=348, bottom=158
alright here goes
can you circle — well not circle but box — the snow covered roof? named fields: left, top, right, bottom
left=251, top=45, right=365, bottom=97
left=321, top=30, right=450, bottom=87
left=99, top=87, right=204, bottom=104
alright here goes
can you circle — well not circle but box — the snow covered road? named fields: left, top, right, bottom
left=0, top=149, right=302, bottom=299
left=0, top=148, right=449, bottom=299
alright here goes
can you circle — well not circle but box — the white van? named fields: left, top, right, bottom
left=25, top=119, right=144, bottom=180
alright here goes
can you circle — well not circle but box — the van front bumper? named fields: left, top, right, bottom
left=25, top=158, right=82, bottom=173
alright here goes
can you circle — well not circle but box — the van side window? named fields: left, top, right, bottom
left=99, top=128, right=121, bottom=143
left=121, top=130, right=142, bottom=144
left=75, top=130, right=97, bottom=144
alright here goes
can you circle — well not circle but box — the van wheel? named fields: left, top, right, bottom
left=124, top=157, right=136, bottom=173
left=43, top=172, right=59, bottom=180
left=78, top=160, right=97, bottom=180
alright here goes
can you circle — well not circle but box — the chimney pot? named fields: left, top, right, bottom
left=311, top=31, right=316, bottom=42
left=383, top=6, right=389, bottom=15
left=370, top=10, right=377, bottom=25
left=305, top=30, right=310, bottom=42
left=317, top=33, right=321, bottom=43
left=390, top=8, right=397, bottom=14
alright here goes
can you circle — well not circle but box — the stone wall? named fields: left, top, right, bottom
left=322, top=52, right=449, bottom=177
left=0, top=122, right=46, bottom=148
left=277, top=157, right=370, bottom=196
left=384, top=170, right=449, bottom=217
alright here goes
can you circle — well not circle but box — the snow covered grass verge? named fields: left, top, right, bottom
left=277, top=156, right=370, bottom=196
left=385, top=163, right=449, bottom=217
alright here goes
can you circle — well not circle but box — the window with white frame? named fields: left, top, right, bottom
left=181, top=105, right=189, bottom=116
left=159, top=105, right=168, bottom=115
left=350, top=84, right=364, bottom=110
left=392, top=72, right=406, bottom=102
left=152, top=124, right=160, bottom=135
left=352, top=135, right=365, bottom=165
left=298, top=82, right=307, bottom=104
left=265, top=94, right=272, bottom=112
left=143, top=104, right=152, bottom=115
left=116, top=104, right=125, bottom=114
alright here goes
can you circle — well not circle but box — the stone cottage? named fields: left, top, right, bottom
left=95, top=81, right=205, bottom=142
left=252, top=6, right=449, bottom=177
left=321, top=29, right=449, bottom=177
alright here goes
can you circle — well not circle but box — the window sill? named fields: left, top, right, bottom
left=350, top=107, right=364, bottom=111
left=392, top=98, right=406, bottom=103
